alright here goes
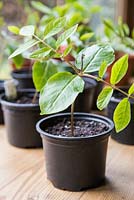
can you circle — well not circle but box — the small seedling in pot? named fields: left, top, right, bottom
left=8, top=17, right=134, bottom=135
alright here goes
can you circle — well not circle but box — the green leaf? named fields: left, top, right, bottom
left=31, top=1, right=51, bottom=14
left=113, top=98, right=131, bottom=132
left=97, top=87, right=113, bottom=110
left=80, top=32, right=94, bottom=41
left=44, top=17, right=66, bottom=40
left=75, top=44, right=115, bottom=73
left=123, top=24, right=130, bottom=36
left=89, top=5, right=102, bottom=14
left=39, top=72, right=84, bottom=114
left=8, top=26, right=20, bottom=35
left=110, top=54, right=128, bottom=85
left=99, top=61, right=107, bottom=78
left=12, top=54, right=24, bottom=69
left=128, top=83, right=134, bottom=95
left=67, top=13, right=82, bottom=27
left=103, top=19, right=115, bottom=32
left=56, top=24, right=78, bottom=49
left=19, top=25, right=35, bottom=36
left=30, top=47, right=52, bottom=59
left=33, top=61, right=58, bottom=92
left=9, top=39, right=39, bottom=59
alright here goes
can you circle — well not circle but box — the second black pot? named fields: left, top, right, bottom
left=107, top=90, right=134, bottom=145
left=74, top=77, right=97, bottom=112
left=11, top=69, right=34, bottom=89
left=36, top=113, right=114, bottom=191
left=1, top=89, right=42, bottom=148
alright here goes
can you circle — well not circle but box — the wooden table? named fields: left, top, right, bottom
left=0, top=125, right=134, bottom=200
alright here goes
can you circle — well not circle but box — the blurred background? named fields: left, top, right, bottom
left=0, top=0, right=133, bottom=80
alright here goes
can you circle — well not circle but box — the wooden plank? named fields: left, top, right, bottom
left=0, top=125, right=134, bottom=200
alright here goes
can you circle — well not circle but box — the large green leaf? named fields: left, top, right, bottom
left=75, top=44, right=115, bottom=73
left=110, top=54, right=128, bottom=85
left=97, top=86, right=113, bottom=110
left=113, top=98, right=131, bottom=132
left=9, top=39, right=39, bottom=59
left=31, top=1, right=51, bottom=14
left=19, top=25, right=35, bottom=36
left=30, top=47, right=52, bottom=59
left=33, top=61, right=58, bottom=92
left=39, top=72, right=84, bottom=114
left=44, top=17, right=66, bottom=40
left=56, top=24, right=78, bottom=49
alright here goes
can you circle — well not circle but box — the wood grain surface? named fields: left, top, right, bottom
left=0, top=125, right=134, bottom=200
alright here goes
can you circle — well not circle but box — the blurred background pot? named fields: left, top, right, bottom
left=11, top=69, right=34, bottom=89
left=74, top=77, right=97, bottom=112
left=1, top=89, right=42, bottom=148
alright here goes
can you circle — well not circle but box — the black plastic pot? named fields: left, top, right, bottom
left=0, top=80, right=4, bottom=124
left=107, top=90, right=134, bottom=145
left=11, top=69, right=34, bottom=89
left=1, top=89, right=42, bottom=148
left=36, top=113, right=114, bottom=191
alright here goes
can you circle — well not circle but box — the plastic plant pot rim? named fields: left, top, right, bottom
left=0, top=93, right=39, bottom=110
left=11, top=70, right=32, bottom=79
left=36, top=112, right=114, bottom=141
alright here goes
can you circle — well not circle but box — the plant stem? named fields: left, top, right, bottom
left=81, top=54, right=85, bottom=72
left=33, top=34, right=56, bottom=53
left=32, top=91, right=38, bottom=104
left=71, top=102, right=75, bottom=137
left=81, top=73, right=134, bottom=99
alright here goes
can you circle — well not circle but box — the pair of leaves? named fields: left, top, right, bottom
left=39, top=72, right=84, bottom=114
left=8, top=25, right=35, bottom=36
left=97, top=88, right=131, bottom=132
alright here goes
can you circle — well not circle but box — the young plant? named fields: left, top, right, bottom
left=8, top=17, right=134, bottom=135
left=103, top=17, right=134, bottom=54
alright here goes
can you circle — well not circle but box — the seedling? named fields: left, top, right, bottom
left=8, top=17, right=134, bottom=135
left=103, top=17, right=134, bottom=54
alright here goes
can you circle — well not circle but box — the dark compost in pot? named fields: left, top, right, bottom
left=36, top=113, right=114, bottom=191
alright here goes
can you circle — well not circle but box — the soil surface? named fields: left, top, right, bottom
left=45, top=118, right=109, bottom=137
